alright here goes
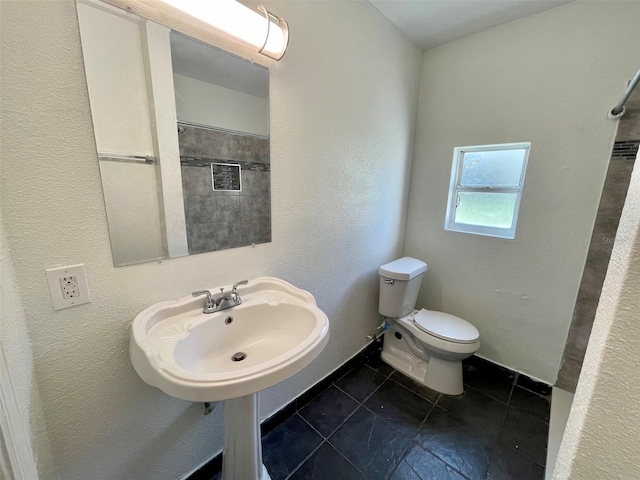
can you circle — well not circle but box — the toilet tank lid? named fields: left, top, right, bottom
left=379, top=257, right=428, bottom=281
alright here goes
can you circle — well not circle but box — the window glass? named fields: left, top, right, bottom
left=460, top=149, right=526, bottom=187
left=445, top=142, right=530, bottom=239
left=454, top=192, right=518, bottom=228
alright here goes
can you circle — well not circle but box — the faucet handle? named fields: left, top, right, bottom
left=232, top=279, right=248, bottom=294
left=193, top=290, right=218, bottom=313
left=192, top=290, right=212, bottom=302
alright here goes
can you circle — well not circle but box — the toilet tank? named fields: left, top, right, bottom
left=378, top=257, right=428, bottom=318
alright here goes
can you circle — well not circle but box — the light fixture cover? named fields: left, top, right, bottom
left=155, top=0, right=289, bottom=60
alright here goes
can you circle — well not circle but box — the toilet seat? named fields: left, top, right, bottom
left=413, top=309, right=479, bottom=344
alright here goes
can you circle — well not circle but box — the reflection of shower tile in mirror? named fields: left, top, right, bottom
left=209, top=130, right=238, bottom=160
left=241, top=218, right=271, bottom=245
left=179, top=127, right=211, bottom=158
left=186, top=222, right=218, bottom=254
left=242, top=171, right=270, bottom=196
left=236, top=135, right=262, bottom=162
left=240, top=195, right=270, bottom=220
left=215, top=196, right=240, bottom=223
left=215, top=222, right=243, bottom=250
left=258, top=138, right=270, bottom=164
left=182, top=165, right=214, bottom=195
left=186, top=195, right=217, bottom=224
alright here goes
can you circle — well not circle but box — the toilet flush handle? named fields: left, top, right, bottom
left=384, top=279, right=395, bottom=285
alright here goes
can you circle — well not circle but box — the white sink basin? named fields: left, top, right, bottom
left=129, top=277, right=330, bottom=401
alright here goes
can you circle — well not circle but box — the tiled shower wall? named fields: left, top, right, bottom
left=179, top=125, right=271, bottom=254
left=556, top=91, right=640, bottom=392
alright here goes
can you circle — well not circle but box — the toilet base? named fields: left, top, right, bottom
left=381, top=325, right=464, bottom=395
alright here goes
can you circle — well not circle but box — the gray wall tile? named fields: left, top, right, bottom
left=257, top=138, right=270, bottom=164
left=209, top=130, right=238, bottom=160
left=179, top=127, right=211, bottom=158
left=186, top=195, right=217, bottom=224
left=215, top=196, right=240, bottom=223
left=573, top=292, right=600, bottom=318
left=241, top=195, right=270, bottom=220
left=180, top=126, right=271, bottom=254
left=596, top=158, right=635, bottom=218
left=241, top=218, right=271, bottom=245
left=242, top=171, right=270, bottom=196
left=556, top=358, right=582, bottom=393
left=187, top=222, right=217, bottom=254
left=182, top=165, right=213, bottom=195
left=564, top=314, right=595, bottom=363
left=214, top=222, right=242, bottom=250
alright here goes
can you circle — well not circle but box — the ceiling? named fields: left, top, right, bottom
left=369, top=0, right=571, bottom=50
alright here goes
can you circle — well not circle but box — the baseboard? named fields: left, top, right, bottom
left=183, top=341, right=379, bottom=480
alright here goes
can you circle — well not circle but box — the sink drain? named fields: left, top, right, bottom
left=232, top=352, right=247, bottom=362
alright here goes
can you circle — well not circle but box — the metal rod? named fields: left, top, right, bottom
left=177, top=121, right=269, bottom=140
left=610, top=67, right=640, bottom=118
left=98, top=154, right=154, bottom=164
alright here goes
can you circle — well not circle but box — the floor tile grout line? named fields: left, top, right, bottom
left=384, top=402, right=435, bottom=480
left=462, top=382, right=512, bottom=406
left=334, top=372, right=390, bottom=408
left=332, top=382, right=366, bottom=406
left=362, top=361, right=395, bottom=379
left=416, top=403, right=497, bottom=480
left=383, top=401, right=478, bottom=480
left=282, top=437, right=327, bottom=480
left=385, top=373, right=442, bottom=406
left=323, top=438, right=365, bottom=476
left=294, top=400, right=367, bottom=476
left=297, top=408, right=362, bottom=449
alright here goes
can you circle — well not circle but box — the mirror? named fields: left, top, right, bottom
left=76, top=0, right=271, bottom=267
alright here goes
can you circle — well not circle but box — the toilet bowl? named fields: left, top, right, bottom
left=382, top=309, right=479, bottom=395
left=378, top=257, right=480, bottom=395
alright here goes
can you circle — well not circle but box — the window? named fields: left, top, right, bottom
left=445, top=143, right=530, bottom=239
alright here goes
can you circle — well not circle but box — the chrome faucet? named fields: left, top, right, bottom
left=192, top=280, right=248, bottom=314
left=192, top=290, right=218, bottom=314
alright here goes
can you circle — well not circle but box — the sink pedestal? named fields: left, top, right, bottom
left=222, top=393, right=271, bottom=480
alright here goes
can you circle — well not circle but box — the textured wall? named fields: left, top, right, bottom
left=552, top=120, right=640, bottom=479
left=0, top=220, right=55, bottom=478
left=0, top=1, right=421, bottom=479
left=404, top=1, right=640, bottom=383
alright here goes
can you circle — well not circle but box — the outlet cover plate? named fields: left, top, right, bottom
left=45, top=264, right=91, bottom=310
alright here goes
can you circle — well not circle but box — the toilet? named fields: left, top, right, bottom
left=379, top=257, right=480, bottom=395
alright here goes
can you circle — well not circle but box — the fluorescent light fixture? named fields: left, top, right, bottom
left=155, top=0, right=289, bottom=60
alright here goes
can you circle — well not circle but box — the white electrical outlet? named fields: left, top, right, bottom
left=59, top=275, right=79, bottom=299
left=45, top=264, right=91, bottom=311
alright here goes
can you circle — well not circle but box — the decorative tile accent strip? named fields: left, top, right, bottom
left=181, top=156, right=270, bottom=172
left=611, top=140, right=639, bottom=159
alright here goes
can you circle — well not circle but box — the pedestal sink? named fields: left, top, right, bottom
left=129, top=277, right=330, bottom=480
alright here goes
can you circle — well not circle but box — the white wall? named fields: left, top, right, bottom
left=174, top=74, right=269, bottom=137
left=553, top=146, right=640, bottom=478
left=0, top=1, right=422, bottom=479
left=0, top=216, right=55, bottom=478
left=404, top=1, right=640, bottom=383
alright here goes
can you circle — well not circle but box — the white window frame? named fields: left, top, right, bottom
left=444, top=142, right=530, bottom=239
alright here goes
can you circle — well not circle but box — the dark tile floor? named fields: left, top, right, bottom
left=213, top=352, right=550, bottom=480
